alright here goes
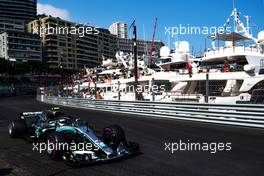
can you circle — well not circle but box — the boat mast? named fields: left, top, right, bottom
left=148, top=17, right=158, bottom=67
left=130, top=20, right=138, bottom=100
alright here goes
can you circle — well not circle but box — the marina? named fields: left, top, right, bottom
left=57, top=8, right=264, bottom=105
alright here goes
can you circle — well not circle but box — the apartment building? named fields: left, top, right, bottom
left=117, top=38, right=164, bottom=56
left=0, top=31, right=42, bottom=62
left=27, top=15, right=117, bottom=69
left=109, top=22, right=128, bottom=39
left=0, top=0, right=37, bottom=22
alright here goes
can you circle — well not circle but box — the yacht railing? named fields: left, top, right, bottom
left=205, top=45, right=262, bottom=57
left=199, top=64, right=244, bottom=73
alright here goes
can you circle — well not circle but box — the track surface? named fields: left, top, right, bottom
left=0, top=96, right=264, bottom=176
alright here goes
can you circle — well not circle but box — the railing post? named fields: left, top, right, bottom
left=77, top=82, right=80, bottom=97
left=94, top=82, right=97, bottom=99
left=151, top=78, right=155, bottom=101
left=56, top=86, right=59, bottom=97
left=118, top=81, right=121, bottom=101
left=66, top=85, right=69, bottom=97
left=205, top=69, right=209, bottom=103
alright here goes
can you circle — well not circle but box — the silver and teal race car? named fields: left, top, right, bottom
left=8, top=107, right=140, bottom=167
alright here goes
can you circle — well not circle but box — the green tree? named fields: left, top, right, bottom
left=0, top=57, right=11, bottom=74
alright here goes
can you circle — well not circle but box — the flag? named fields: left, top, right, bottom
left=231, top=9, right=236, bottom=16
left=137, top=71, right=141, bottom=79
left=185, top=62, right=192, bottom=78
left=185, top=62, right=191, bottom=73
left=87, top=77, right=92, bottom=90
left=224, top=17, right=230, bottom=29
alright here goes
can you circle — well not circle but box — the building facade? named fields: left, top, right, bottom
left=27, top=16, right=117, bottom=69
left=117, top=38, right=164, bottom=57
left=0, top=0, right=37, bottom=22
left=0, top=31, right=42, bottom=62
left=0, top=0, right=42, bottom=63
left=0, top=18, right=25, bottom=33
left=97, top=28, right=117, bottom=63
left=27, top=16, right=77, bottom=69
left=109, top=22, right=128, bottom=39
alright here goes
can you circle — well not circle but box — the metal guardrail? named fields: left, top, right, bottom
left=0, top=86, right=36, bottom=97
left=38, top=95, right=264, bottom=129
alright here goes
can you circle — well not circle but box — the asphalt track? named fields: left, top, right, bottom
left=0, top=96, right=264, bottom=176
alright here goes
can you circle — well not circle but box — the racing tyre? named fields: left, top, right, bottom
left=8, top=119, right=26, bottom=138
left=47, top=132, right=66, bottom=161
left=127, top=141, right=140, bottom=152
left=102, top=125, right=126, bottom=150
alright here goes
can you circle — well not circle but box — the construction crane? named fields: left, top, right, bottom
left=148, top=17, right=158, bottom=66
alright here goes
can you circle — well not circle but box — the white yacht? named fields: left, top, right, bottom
left=71, top=41, right=195, bottom=101
left=68, top=8, right=264, bottom=104
left=163, top=8, right=264, bottom=104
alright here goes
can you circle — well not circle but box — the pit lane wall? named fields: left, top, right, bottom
left=37, top=94, right=264, bottom=129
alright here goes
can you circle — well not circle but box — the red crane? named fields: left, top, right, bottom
left=148, top=17, right=158, bottom=66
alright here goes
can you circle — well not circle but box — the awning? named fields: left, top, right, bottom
left=210, top=32, right=251, bottom=42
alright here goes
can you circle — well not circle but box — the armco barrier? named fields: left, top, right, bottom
left=37, top=95, right=264, bottom=129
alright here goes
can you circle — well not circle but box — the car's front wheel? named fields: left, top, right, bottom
left=102, top=125, right=126, bottom=150
left=46, top=132, right=66, bottom=161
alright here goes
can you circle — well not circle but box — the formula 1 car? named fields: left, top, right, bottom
left=8, top=107, right=140, bottom=167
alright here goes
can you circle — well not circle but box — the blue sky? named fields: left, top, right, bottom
left=38, top=0, right=264, bottom=53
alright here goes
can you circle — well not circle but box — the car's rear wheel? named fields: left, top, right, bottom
left=102, top=125, right=126, bottom=150
left=8, top=119, right=26, bottom=138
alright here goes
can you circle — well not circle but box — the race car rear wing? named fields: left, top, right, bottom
left=20, top=112, right=43, bottom=117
